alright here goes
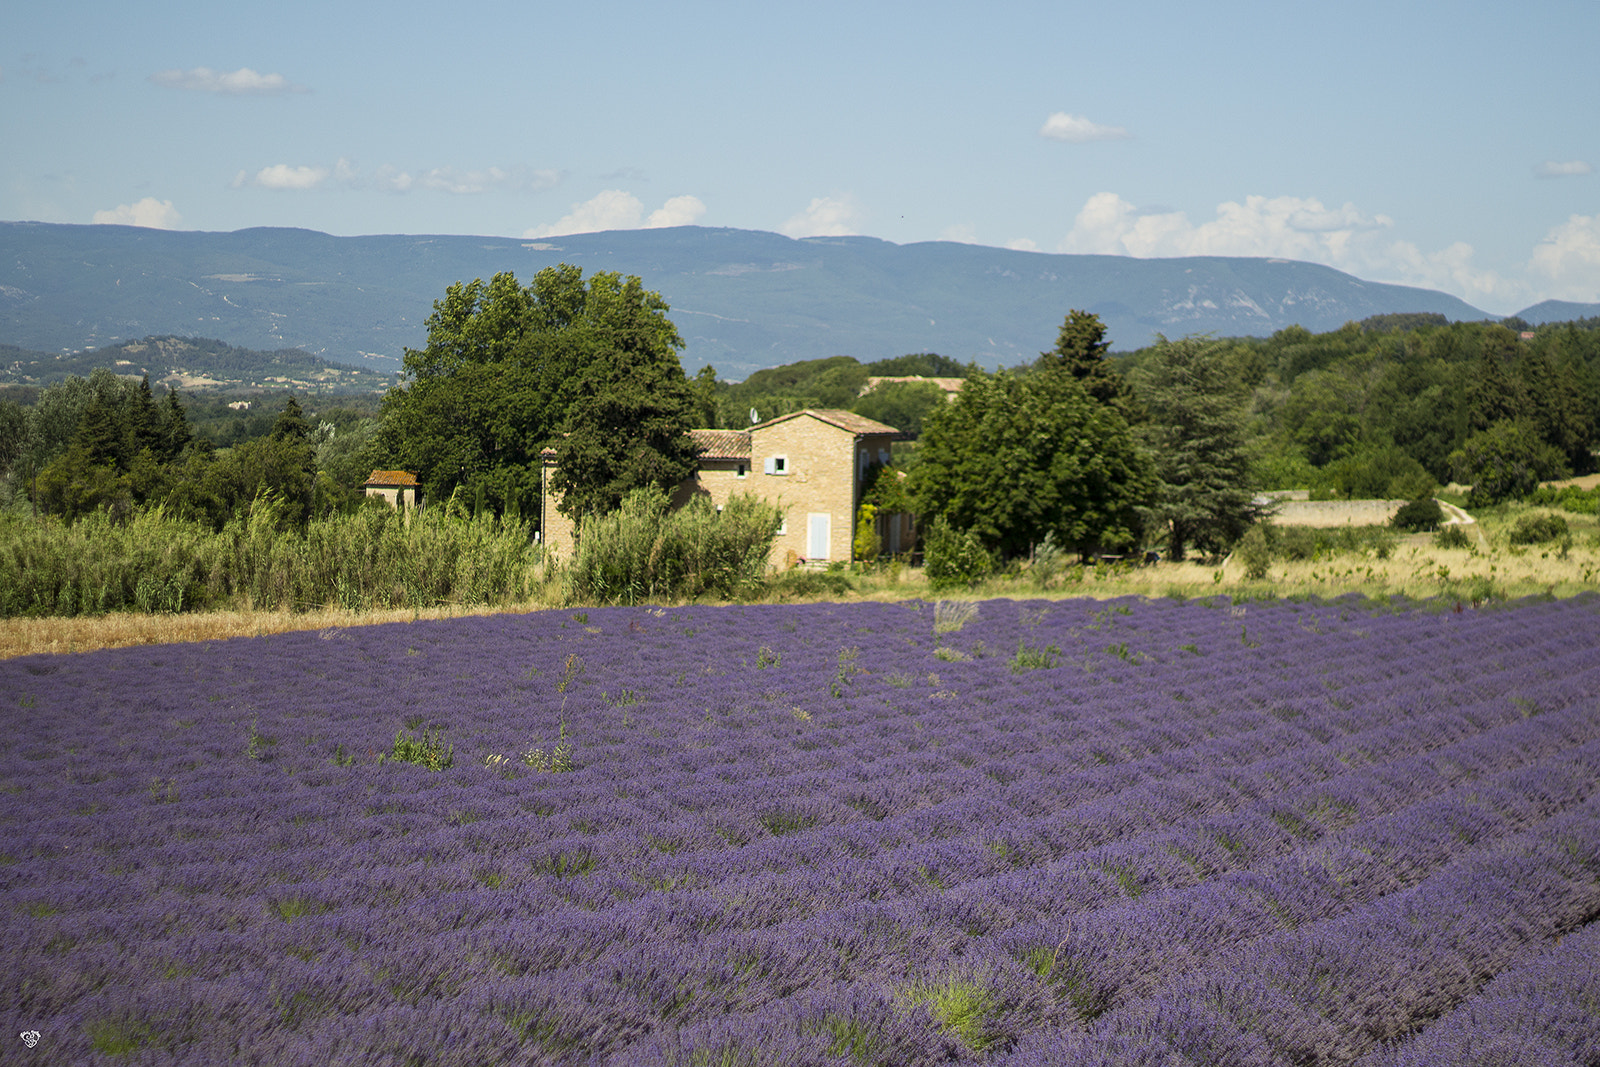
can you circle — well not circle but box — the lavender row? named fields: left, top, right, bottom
left=10, top=635, right=1588, bottom=952
left=1351, top=917, right=1600, bottom=1067
left=4, top=594, right=1599, bottom=1064
left=446, top=722, right=1600, bottom=1055
left=1002, top=792, right=1600, bottom=1066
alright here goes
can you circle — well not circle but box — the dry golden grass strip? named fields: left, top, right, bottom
left=0, top=602, right=541, bottom=660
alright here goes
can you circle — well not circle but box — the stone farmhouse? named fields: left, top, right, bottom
left=540, top=409, right=908, bottom=567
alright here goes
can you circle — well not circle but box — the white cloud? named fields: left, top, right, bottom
left=1063, top=192, right=1394, bottom=260
left=421, top=167, right=501, bottom=194
left=1005, top=238, right=1041, bottom=252
left=230, top=160, right=559, bottom=195
left=149, top=67, right=302, bottom=95
left=523, top=191, right=706, bottom=237
left=419, top=166, right=559, bottom=194
left=1058, top=190, right=1523, bottom=308
left=646, top=195, right=707, bottom=228
left=940, top=223, right=979, bottom=244
left=523, top=190, right=645, bottom=237
left=373, top=164, right=415, bottom=193
left=1039, top=112, right=1131, bottom=143
left=92, top=197, right=182, bottom=229
left=1528, top=214, right=1600, bottom=301
left=233, top=164, right=329, bottom=190
left=780, top=196, right=860, bottom=238
left=1534, top=160, right=1593, bottom=179
left=1379, top=239, right=1509, bottom=305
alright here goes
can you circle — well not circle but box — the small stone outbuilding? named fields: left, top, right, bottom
left=363, top=470, right=422, bottom=509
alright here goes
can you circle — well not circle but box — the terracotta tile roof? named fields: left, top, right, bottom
left=753, top=409, right=904, bottom=436
left=690, top=428, right=751, bottom=461
left=363, top=470, right=420, bottom=487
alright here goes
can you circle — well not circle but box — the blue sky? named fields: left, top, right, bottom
left=4, top=0, right=1597, bottom=314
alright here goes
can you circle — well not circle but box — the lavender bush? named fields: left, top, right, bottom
left=4, top=593, right=1598, bottom=1065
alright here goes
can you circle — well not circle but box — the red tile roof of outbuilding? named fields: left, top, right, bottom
left=363, top=470, right=420, bottom=487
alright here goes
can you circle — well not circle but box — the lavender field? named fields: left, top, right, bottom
left=5, top=594, right=1600, bottom=1066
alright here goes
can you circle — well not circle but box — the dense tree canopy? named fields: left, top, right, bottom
left=30, top=373, right=204, bottom=523
left=1134, top=336, right=1271, bottom=561
left=376, top=265, right=698, bottom=523
left=1451, top=420, right=1569, bottom=507
left=1122, top=315, right=1600, bottom=501
left=1, top=365, right=381, bottom=529
left=1035, top=308, right=1134, bottom=414
left=852, top=379, right=947, bottom=438
left=708, top=352, right=970, bottom=434
left=910, top=365, right=1153, bottom=561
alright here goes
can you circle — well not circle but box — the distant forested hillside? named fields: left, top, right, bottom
left=3, top=221, right=1544, bottom=378
left=0, top=335, right=397, bottom=393
left=703, top=313, right=1600, bottom=503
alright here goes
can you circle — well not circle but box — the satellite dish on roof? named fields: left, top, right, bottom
left=749, top=408, right=759, bottom=425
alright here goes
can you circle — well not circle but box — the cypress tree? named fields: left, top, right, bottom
left=1134, top=336, right=1271, bottom=561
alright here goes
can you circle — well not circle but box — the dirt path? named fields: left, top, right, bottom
left=1437, top=500, right=1490, bottom=550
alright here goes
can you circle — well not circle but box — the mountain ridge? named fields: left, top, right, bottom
left=5, top=221, right=1584, bottom=379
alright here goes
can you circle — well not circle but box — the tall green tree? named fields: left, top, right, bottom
left=0, top=398, right=27, bottom=485
left=1134, top=336, right=1270, bottom=561
left=25, top=369, right=146, bottom=473
left=129, top=376, right=163, bottom=458
left=1518, top=346, right=1594, bottom=474
left=1036, top=309, right=1133, bottom=412
left=910, top=367, right=1153, bottom=561
left=377, top=264, right=695, bottom=524
left=162, top=388, right=194, bottom=462
left=1465, top=340, right=1528, bottom=433
left=547, top=274, right=699, bottom=522
left=272, top=395, right=313, bottom=444
left=1450, top=419, right=1568, bottom=506
left=689, top=365, right=720, bottom=428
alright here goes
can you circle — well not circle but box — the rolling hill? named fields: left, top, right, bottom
left=4, top=221, right=1575, bottom=379
left=0, top=335, right=398, bottom=393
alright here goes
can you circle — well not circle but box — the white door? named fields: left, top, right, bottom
left=808, top=513, right=831, bottom=560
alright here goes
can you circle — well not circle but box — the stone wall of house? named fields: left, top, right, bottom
left=751, top=418, right=857, bottom=563
left=538, top=465, right=579, bottom=560
left=364, top=485, right=417, bottom=508
left=670, top=460, right=751, bottom=511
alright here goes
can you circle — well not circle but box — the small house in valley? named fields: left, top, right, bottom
left=539, top=410, right=907, bottom=567
left=363, top=470, right=422, bottom=509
